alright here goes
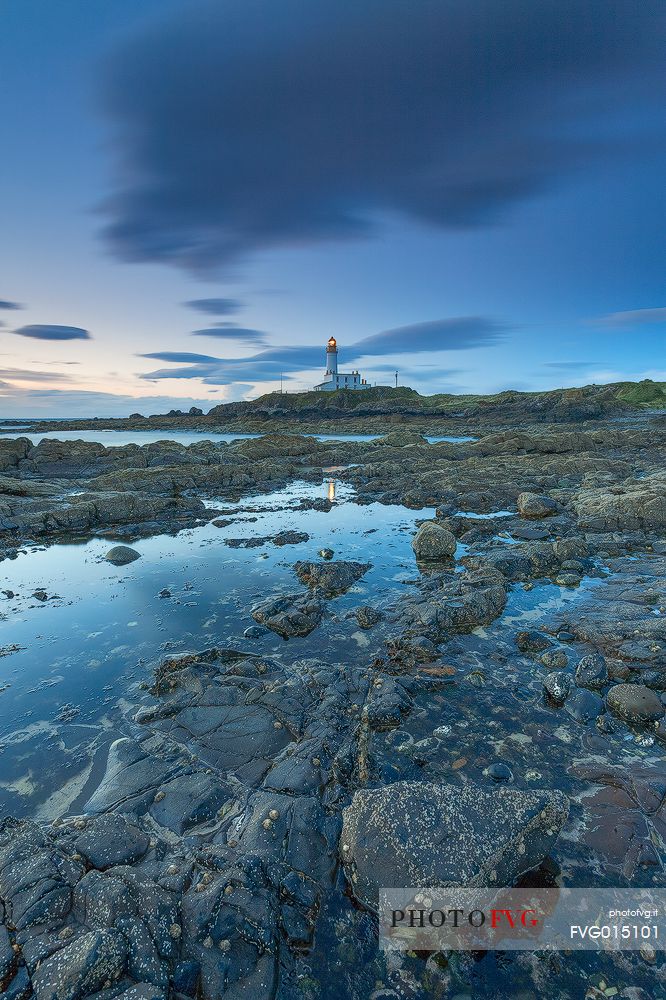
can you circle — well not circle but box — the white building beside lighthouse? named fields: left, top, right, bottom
left=313, top=337, right=371, bottom=391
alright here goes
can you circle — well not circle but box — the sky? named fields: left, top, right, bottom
left=0, top=0, right=664, bottom=417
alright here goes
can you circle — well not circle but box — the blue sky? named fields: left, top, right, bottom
left=0, top=0, right=664, bottom=416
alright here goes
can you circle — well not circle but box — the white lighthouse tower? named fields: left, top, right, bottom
left=325, top=337, right=338, bottom=376
left=314, top=336, right=371, bottom=391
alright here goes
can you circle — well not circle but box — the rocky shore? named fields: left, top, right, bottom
left=0, top=405, right=665, bottom=999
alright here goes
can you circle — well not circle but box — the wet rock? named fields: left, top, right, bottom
left=483, top=763, right=513, bottom=782
left=340, top=781, right=569, bottom=910
left=355, top=605, right=383, bottom=629
left=564, top=687, right=604, bottom=723
left=556, top=572, right=581, bottom=587
left=74, top=814, right=149, bottom=870
left=364, top=678, right=412, bottom=730
left=272, top=530, right=309, bottom=546
left=31, top=929, right=127, bottom=1000
left=149, top=773, right=233, bottom=835
left=105, top=545, right=141, bottom=566
left=411, top=520, right=456, bottom=560
left=0, top=818, right=83, bottom=931
left=543, top=671, right=574, bottom=704
left=318, top=547, right=334, bottom=559
left=517, top=492, right=559, bottom=519
left=515, top=630, right=552, bottom=653
left=252, top=592, right=325, bottom=638
left=573, top=473, right=666, bottom=531
left=243, top=624, right=267, bottom=639
left=606, top=684, right=665, bottom=725
left=541, top=649, right=568, bottom=670
left=2, top=965, right=30, bottom=1000
left=293, top=560, right=371, bottom=596
left=395, top=567, right=506, bottom=640
left=574, top=653, right=609, bottom=690
left=225, top=536, right=267, bottom=548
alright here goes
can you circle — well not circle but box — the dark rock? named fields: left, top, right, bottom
left=105, top=545, right=141, bottom=566
left=543, top=671, right=574, bottom=704
left=515, top=630, right=552, bottom=653
left=606, top=684, right=665, bottom=725
left=483, top=762, right=513, bottom=782
left=272, top=530, right=309, bottom=546
left=564, top=688, right=604, bottom=723
left=412, top=520, right=456, bottom=560
left=340, top=781, right=569, bottom=911
left=541, top=649, right=568, bottom=670
left=252, top=592, right=325, bottom=638
left=574, top=653, right=609, bottom=690
left=517, top=492, right=559, bottom=519
left=355, top=605, right=383, bottom=629
left=31, top=929, right=127, bottom=1000
left=318, top=548, right=334, bottom=559
left=243, top=624, right=267, bottom=639
left=293, top=560, right=371, bottom=596
left=74, top=815, right=149, bottom=870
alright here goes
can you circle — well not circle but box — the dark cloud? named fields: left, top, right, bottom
left=140, top=351, right=221, bottom=363
left=191, top=326, right=269, bottom=346
left=0, top=300, right=23, bottom=310
left=590, top=307, right=666, bottom=328
left=351, top=318, right=503, bottom=355
left=141, top=315, right=501, bottom=384
left=184, top=298, right=243, bottom=316
left=100, top=0, right=665, bottom=274
left=13, top=325, right=91, bottom=341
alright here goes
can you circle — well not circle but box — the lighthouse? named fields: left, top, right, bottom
left=314, top=336, right=371, bottom=391
left=326, top=337, right=338, bottom=375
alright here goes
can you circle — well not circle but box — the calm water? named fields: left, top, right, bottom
left=0, top=476, right=432, bottom=819
left=0, top=429, right=476, bottom=446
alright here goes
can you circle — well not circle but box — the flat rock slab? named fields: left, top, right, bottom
left=341, top=781, right=569, bottom=911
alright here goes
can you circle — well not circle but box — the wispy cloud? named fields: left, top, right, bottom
left=191, top=326, right=270, bottom=346
left=542, top=361, right=604, bottom=370
left=0, top=299, right=24, bottom=310
left=12, top=325, right=91, bottom=341
left=590, top=307, right=666, bottom=328
left=184, top=298, right=243, bottom=316
left=141, top=315, right=503, bottom=385
left=0, top=367, right=77, bottom=383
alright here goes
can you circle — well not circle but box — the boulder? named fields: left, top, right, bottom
left=411, top=521, right=456, bottom=560
left=516, top=492, right=559, bottom=519
left=252, top=592, right=325, bottom=638
left=293, top=560, right=371, bottom=596
left=543, top=671, right=574, bottom=704
left=355, top=605, right=383, bottom=629
left=574, top=653, right=608, bottom=690
left=105, top=545, right=141, bottom=566
left=340, top=781, right=569, bottom=911
left=606, top=684, right=665, bottom=725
